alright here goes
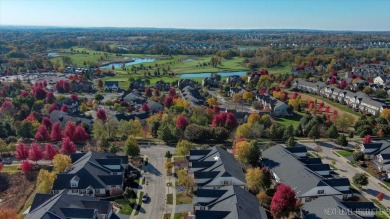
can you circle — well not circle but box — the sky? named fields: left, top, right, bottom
left=1, top=0, right=390, bottom=31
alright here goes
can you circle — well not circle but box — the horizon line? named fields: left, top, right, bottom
left=1, top=24, right=390, bottom=32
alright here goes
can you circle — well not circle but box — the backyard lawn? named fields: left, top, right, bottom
left=166, top=193, right=173, bottom=205
left=275, top=111, right=305, bottom=128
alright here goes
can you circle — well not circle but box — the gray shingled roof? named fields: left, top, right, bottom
left=26, top=190, right=113, bottom=219
left=194, top=186, right=267, bottom=219
left=190, top=147, right=246, bottom=184
left=262, top=145, right=338, bottom=197
left=302, top=196, right=361, bottom=219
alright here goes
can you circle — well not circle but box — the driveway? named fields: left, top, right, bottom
left=132, top=145, right=175, bottom=219
left=300, top=141, right=390, bottom=208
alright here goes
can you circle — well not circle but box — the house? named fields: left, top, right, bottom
left=374, top=146, right=390, bottom=179
left=226, top=75, right=244, bottom=87
left=69, top=81, right=94, bottom=93
left=105, top=81, right=119, bottom=92
left=228, top=87, right=246, bottom=97
left=262, top=145, right=352, bottom=202
left=188, top=146, right=246, bottom=190
left=154, top=80, right=171, bottom=91
left=301, top=196, right=376, bottom=219
left=181, top=86, right=205, bottom=106
left=360, top=140, right=390, bottom=156
left=25, top=190, right=119, bottom=219
left=255, top=93, right=292, bottom=117
left=293, top=79, right=326, bottom=95
left=122, top=91, right=146, bottom=104
left=202, top=77, right=219, bottom=87
left=178, top=79, right=196, bottom=89
left=130, top=79, right=145, bottom=91
left=52, top=151, right=128, bottom=197
left=193, top=185, right=268, bottom=219
left=146, top=100, right=164, bottom=113
left=49, top=110, right=93, bottom=129
left=55, top=99, right=79, bottom=113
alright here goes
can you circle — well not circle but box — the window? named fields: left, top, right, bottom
left=223, top=181, right=229, bottom=185
left=317, top=190, right=324, bottom=195
left=200, top=206, right=206, bottom=210
left=95, top=189, right=100, bottom=194
left=72, top=189, right=78, bottom=193
left=71, top=183, right=77, bottom=187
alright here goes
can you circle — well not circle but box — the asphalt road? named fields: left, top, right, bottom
left=133, top=144, right=175, bottom=219
left=301, top=141, right=390, bottom=208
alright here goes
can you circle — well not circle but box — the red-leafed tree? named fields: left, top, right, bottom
left=97, top=79, right=103, bottom=89
left=377, top=192, right=384, bottom=201
left=363, top=135, right=372, bottom=144
left=46, top=92, right=55, bottom=103
left=21, top=90, right=30, bottom=97
left=51, top=123, right=63, bottom=141
left=213, top=105, right=220, bottom=113
left=42, top=117, right=53, bottom=131
left=49, top=104, right=59, bottom=113
left=329, top=77, right=337, bottom=85
left=61, top=137, right=76, bottom=155
left=259, top=87, right=267, bottom=95
left=42, top=80, right=47, bottom=87
left=44, top=144, right=57, bottom=160
left=270, top=184, right=298, bottom=218
left=164, top=96, right=173, bottom=108
left=141, top=103, right=150, bottom=112
left=29, top=143, right=43, bottom=163
left=331, top=71, right=338, bottom=77
left=15, top=143, right=29, bottom=161
left=290, top=92, right=299, bottom=99
left=325, top=106, right=330, bottom=113
left=35, top=125, right=50, bottom=142
left=70, top=94, right=78, bottom=101
left=60, top=104, right=69, bottom=112
left=339, top=80, right=348, bottom=89
left=33, top=86, right=47, bottom=100
left=168, top=88, right=176, bottom=97
left=0, top=162, right=3, bottom=172
left=56, top=80, right=70, bottom=93
left=225, top=112, right=238, bottom=130
left=145, top=87, right=152, bottom=97
left=1, top=100, right=13, bottom=114
left=333, top=110, right=338, bottom=116
left=21, top=161, right=33, bottom=174
left=96, top=109, right=107, bottom=122
left=176, top=115, right=189, bottom=130
left=73, top=125, right=89, bottom=142
left=63, top=122, right=76, bottom=141
left=154, top=88, right=160, bottom=97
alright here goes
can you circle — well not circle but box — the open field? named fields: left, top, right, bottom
left=176, top=193, right=192, bottom=205
left=336, top=150, right=354, bottom=157
left=1, top=165, right=21, bottom=173
left=298, top=92, right=360, bottom=118
left=267, top=62, right=293, bottom=75
left=275, top=111, right=306, bottom=128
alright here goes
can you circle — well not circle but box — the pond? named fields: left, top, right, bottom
left=48, top=52, right=60, bottom=57
left=180, top=71, right=247, bottom=78
left=100, top=58, right=156, bottom=68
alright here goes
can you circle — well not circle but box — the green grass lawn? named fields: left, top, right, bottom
left=174, top=212, right=189, bottom=219
left=376, top=212, right=390, bottom=219
left=176, top=193, right=192, bottom=205
left=166, top=194, right=173, bottom=205
left=275, top=111, right=305, bottom=128
left=336, top=150, right=353, bottom=157
left=300, top=93, right=360, bottom=117
left=267, top=62, right=293, bottom=75
left=2, top=165, right=21, bottom=173
left=114, top=199, right=135, bottom=215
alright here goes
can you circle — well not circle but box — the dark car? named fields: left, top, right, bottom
left=142, top=193, right=148, bottom=203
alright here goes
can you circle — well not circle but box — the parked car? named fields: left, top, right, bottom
left=0, top=158, right=13, bottom=165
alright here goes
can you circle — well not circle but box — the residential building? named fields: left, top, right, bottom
left=55, top=99, right=79, bottom=113
left=52, top=151, right=128, bottom=197
left=255, top=93, right=292, bottom=117
left=301, top=196, right=376, bottom=219
left=193, top=185, right=268, bottom=219
left=104, top=81, right=119, bottom=92
left=49, top=110, right=93, bottom=129
left=188, top=146, right=246, bottom=190
left=181, top=86, right=205, bottom=106
left=262, top=145, right=352, bottom=202
left=130, top=79, right=145, bottom=91
left=226, top=75, right=244, bottom=87
left=154, top=80, right=170, bottom=91
left=26, top=190, right=119, bottom=219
